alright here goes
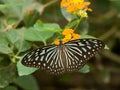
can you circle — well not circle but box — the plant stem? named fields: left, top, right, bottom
left=74, top=17, right=82, bottom=31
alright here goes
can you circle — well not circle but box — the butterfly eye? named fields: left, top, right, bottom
left=21, top=39, right=105, bottom=75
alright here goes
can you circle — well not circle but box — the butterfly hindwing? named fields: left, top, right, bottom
left=22, top=45, right=55, bottom=68
left=64, top=39, right=105, bottom=71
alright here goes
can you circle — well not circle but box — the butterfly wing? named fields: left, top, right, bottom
left=64, top=39, right=105, bottom=72
left=21, top=45, right=65, bottom=74
left=22, top=39, right=105, bottom=75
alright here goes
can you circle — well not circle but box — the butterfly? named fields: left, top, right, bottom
left=21, top=39, right=105, bottom=75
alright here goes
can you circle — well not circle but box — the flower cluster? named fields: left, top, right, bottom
left=61, top=0, right=92, bottom=18
left=54, top=29, right=80, bottom=45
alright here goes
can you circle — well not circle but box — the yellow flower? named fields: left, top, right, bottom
left=71, top=33, right=80, bottom=40
left=54, top=29, right=80, bottom=45
left=61, top=0, right=70, bottom=7
left=54, top=39, right=60, bottom=45
left=62, top=34, right=72, bottom=43
left=62, top=38, right=69, bottom=44
left=77, top=10, right=88, bottom=18
left=61, top=0, right=92, bottom=17
left=62, top=29, right=73, bottom=35
left=65, top=34, right=72, bottom=40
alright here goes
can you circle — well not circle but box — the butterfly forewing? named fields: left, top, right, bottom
left=22, top=39, right=105, bottom=75
left=64, top=39, right=105, bottom=72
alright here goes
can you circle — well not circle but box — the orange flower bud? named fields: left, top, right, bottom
left=72, top=33, right=80, bottom=40
left=54, top=39, right=60, bottom=45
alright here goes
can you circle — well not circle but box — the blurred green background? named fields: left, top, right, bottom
left=0, top=0, right=120, bottom=90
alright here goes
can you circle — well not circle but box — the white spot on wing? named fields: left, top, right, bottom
left=43, top=63, right=46, bottom=67
left=33, top=62, right=36, bottom=64
left=78, top=42, right=85, bottom=46
left=84, top=55, right=86, bottom=58
left=88, top=52, right=91, bottom=54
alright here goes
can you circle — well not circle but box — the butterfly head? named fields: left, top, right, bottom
left=59, top=39, right=63, bottom=46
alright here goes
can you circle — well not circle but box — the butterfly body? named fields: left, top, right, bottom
left=22, top=39, right=105, bottom=75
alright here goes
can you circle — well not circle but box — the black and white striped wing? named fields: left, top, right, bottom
left=64, top=39, right=105, bottom=72
left=22, top=39, right=105, bottom=75
left=21, top=45, right=65, bottom=74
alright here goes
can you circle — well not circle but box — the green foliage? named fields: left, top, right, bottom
left=14, top=75, right=39, bottom=90
left=1, top=0, right=39, bottom=18
left=0, top=64, right=17, bottom=88
left=17, top=58, right=38, bottom=76
left=1, top=86, right=17, bottom=90
left=24, top=20, right=62, bottom=44
left=65, top=19, right=80, bottom=29
left=61, top=7, right=73, bottom=21
left=0, top=31, right=13, bottom=54
left=0, top=0, right=43, bottom=27
left=6, top=29, right=31, bottom=53
left=0, top=0, right=119, bottom=89
left=1, top=75, right=39, bottom=90
left=79, top=64, right=90, bottom=73
left=110, top=0, right=120, bottom=11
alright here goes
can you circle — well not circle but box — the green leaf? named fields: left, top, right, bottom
left=24, top=10, right=39, bottom=27
left=1, top=86, right=17, bottom=90
left=1, top=0, right=35, bottom=18
left=5, top=30, right=19, bottom=44
left=24, top=20, right=62, bottom=43
left=17, top=57, right=37, bottom=76
left=0, top=64, right=17, bottom=88
left=15, top=40, right=31, bottom=52
left=61, top=7, right=74, bottom=21
left=65, top=19, right=80, bottom=29
left=0, top=32, right=13, bottom=54
left=104, top=45, right=109, bottom=50
left=0, top=44, right=13, bottom=54
left=79, top=64, right=90, bottom=73
left=5, top=29, right=31, bottom=53
left=14, top=75, right=39, bottom=90
left=0, top=4, right=21, bottom=10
